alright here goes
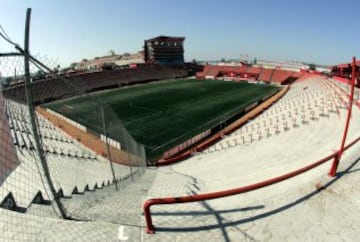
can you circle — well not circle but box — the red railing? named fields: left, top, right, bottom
left=143, top=57, right=358, bottom=234
left=144, top=135, right=360, bottom=234
left=329, top=57, right=356, bottom=176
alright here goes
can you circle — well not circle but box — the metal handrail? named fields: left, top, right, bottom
left=143, top=60, right=359, bottom=233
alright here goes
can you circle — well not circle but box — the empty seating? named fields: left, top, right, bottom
left=270, top=69, right=294, bottom=83
left=258, top=68, right=274, bottom=82
left=202, top=76, right=351, bottom=153
left=3, top=66, right=188, bottom=104
left=1, top=99, right=133, bottom=208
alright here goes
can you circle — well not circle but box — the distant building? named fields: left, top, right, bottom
left=144, top=35, right=185, bottom=65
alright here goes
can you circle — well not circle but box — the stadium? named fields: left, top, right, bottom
left=1, top=7, right=360, bottom=242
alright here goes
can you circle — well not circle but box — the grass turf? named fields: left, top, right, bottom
left=45, top=79, right=280, bottom=160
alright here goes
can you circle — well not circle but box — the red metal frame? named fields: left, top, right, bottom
left=144, top=133, right=360, bottom=234
left=329, top=57, right=356, bottom=177
left=143, top=58, right=359, bottom=233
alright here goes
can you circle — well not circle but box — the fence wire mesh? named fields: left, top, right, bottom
left=0, top=50, right=148, bottom=241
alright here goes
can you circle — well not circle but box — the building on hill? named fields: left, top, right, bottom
left=114, top=51, right=144, bottom=67
left=144, top=35, right=185, bottom=65
left=72, top=52, right=144, bottom=71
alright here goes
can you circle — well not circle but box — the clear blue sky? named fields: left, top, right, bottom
left=1, top=0, right=359, bottom=67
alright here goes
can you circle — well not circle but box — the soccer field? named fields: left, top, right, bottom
left=46, top=79, right=280, bottom=160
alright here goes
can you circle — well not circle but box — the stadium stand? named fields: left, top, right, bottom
left=197, top=65, right=302, bottom=85
left=246, top=66, right=262, bottom=75
left=197, top=65, right=263, bottom=81
left=196, top=65, right=220, bottom=79
left=201, top=76, right=346, bottom=151
left=270, top=69, right=294, bottom=84
left=291, top=71, right=304, bottom=79
left=258, top=68, right=274, bottom=82
left=2, top=65, right=188, bottom=104
left=141, top=76, right=360, bottom=238
left=3, top=10, right=358, bottom=239
left=1, top=72, right=360, bottom=241
left=0, top=99, right=134, bottom=209
left=328, top=78, right=360, bottom=109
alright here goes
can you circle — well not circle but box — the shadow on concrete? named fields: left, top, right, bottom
left=151, top=205, right=265, bottom=217
left=154, top=155, right=360, bottom=240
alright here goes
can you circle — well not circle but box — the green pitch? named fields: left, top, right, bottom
left=45, top=79, right=280, bottom=160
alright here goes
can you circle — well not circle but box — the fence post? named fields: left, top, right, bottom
left=100, top=105, right=118, bottom=190
left=329, top=56, right=356, bottom=177
left=124, top=129, right=134, bottom=182
left=22, top=8, right=66, bottom=218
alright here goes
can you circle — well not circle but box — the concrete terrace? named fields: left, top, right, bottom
left=1, top=76, right=359, bottom=241
left=141, top=76, right=360, bottom=241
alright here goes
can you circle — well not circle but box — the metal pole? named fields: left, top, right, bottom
left=100, top=105, right=118, bottom=190
left=5, top=107, right=19, bottom=145
left=125, top=129, right=134, bottom=182
left=23, top=8, right=66, bottom=218
left=329, top=56, right=356, bottom=177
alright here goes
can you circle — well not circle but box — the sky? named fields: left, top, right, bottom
left=1, top=0, right=360, bottom=67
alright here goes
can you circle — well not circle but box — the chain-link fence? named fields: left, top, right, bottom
left=0, top=12, right=149, bottom=240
